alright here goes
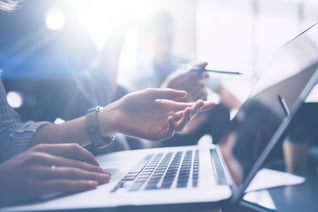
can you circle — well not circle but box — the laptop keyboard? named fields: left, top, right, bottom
left=111, top=150, right=200, bottom=193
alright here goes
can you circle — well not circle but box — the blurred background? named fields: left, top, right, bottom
left=1, top=0, right=318, bottom=121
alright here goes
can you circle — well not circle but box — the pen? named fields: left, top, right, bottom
left=277, top=94, right=290, bottom=116
left=193, top=68, right=243, bottom=75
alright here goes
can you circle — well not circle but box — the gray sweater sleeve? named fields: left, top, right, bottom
left=0, top=79, right=48, bottom=163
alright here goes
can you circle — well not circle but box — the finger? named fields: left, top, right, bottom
left=35, top=143, right=99, bottom=165
left=186, top=100, right=207, bottom=121
left=190, top=100, right=205, bottom=114
left=188, top=61, right=208, bottom=71
left=188, top=62, right=210, bottom=79
left=189, top=99, right=214, bottom=115
left=201, top=71, right=210, bottom=79
left=189, top=69, right=208, bottom=79
left=174, top=108, right=192, bottom=131
left=28, top=152, right=107, bottom=174
left=166, top=116, right=176, bottom=138
left=144, top=88, right=187, bottom=101
left=33, top=166, right=111, bottom=184
left=155, top=99, right=197, bottom=111
left=189, top=61, right=208, bottom=70
left=156, top=98, right=215, bottom=114
left=34, top=179, right=99, bottom=196
left=172, top=111, right=185, bottom=121
left=199, top=101, right=216, bottom=112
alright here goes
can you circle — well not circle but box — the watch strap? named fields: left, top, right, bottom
left=85, top=106, right=115, bottom=150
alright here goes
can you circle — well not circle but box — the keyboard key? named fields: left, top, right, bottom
left=112, top=150, right=201, bottom=193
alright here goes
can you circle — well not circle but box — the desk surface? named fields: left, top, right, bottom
left=242, top=173, right=318, bottom=211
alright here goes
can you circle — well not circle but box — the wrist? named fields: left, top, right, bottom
left=97, top=103, right=118, bottom=137
left=85, top=106, right=115, bottom=149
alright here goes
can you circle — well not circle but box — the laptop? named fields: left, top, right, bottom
left=3, top=23, right=318, bottom=212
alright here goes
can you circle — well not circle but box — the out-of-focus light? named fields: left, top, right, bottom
left=45, top=8, right=65, bottom=30
left=75, top=0, right=158, bottom=49
left=54, top=118, right=65, bottom=124
left=7, top=91, right=23, bottom=108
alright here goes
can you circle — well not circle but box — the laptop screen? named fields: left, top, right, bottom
left=218, top=23, right=318, bottom=201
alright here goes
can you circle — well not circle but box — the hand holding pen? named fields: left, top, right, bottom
left=192, top=67, right=243, bottom=75
left=162, top=61, right=242, bottom=96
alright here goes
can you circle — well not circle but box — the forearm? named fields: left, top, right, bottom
left=31, top=116, right=91, bottom=147
left=31, top=110, right=116, bottom=147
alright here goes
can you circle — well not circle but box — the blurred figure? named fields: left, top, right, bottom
left=118, top=11, right=241, bottom=146
left=118, top=10, right=187, bottom=91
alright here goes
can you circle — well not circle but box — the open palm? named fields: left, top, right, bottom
left=103, top=88, right=214, bottom=141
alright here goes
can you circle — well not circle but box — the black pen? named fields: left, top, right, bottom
left=193, top=68, right=243, bottom=75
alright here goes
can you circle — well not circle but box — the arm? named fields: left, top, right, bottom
left=32, top=88, right=215, bottom=146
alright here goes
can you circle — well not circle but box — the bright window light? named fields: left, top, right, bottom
left=45, top=7, right=66, bottom=30
left=75, top=0, right=159, bottom=48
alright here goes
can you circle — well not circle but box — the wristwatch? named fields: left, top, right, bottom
left=85, top=106, right=115, bottom=150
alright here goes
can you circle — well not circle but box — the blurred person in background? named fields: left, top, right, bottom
left=118, top=11, right=241, bottom=147
left=118, top=10, right=188, bottom=91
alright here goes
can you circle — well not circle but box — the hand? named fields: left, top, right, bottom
left=98, top=88, right=215, bottom=141
left=0, top=143, right=111, bottom=206
left=178, top=111, right=209, bottom=135
left=161, top=62, right=211, bottom=134
left=161, top=61, right=210, bottom=102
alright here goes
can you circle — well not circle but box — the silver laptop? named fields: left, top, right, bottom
left=4, top=23, right=318, bottom=212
